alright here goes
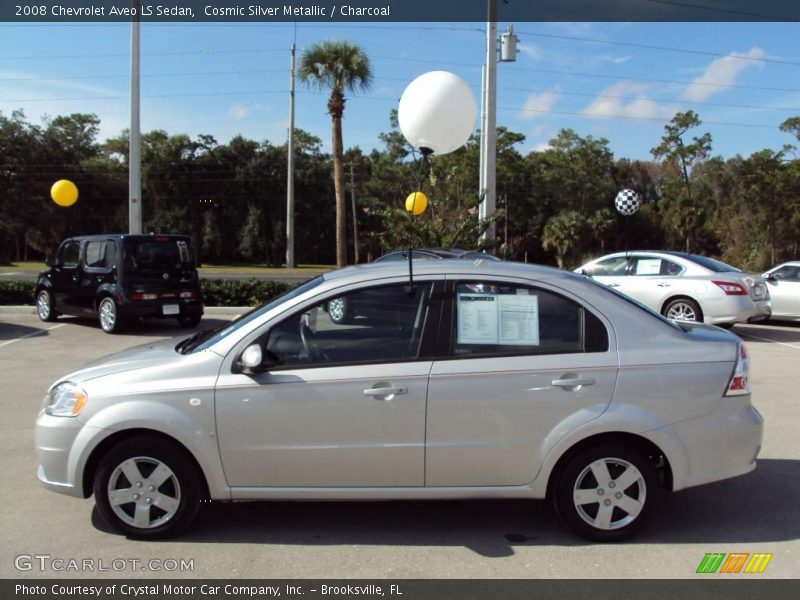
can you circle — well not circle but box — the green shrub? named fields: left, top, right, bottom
left=201, top=279, right=294, bottom=307
left=0, top=279, right=293, bottom=307
left=0, top=281, right=37, bottom=305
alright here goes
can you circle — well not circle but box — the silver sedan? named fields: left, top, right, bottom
left=35, top=260, right=763, bottom=542
left=577, top=251, right=771, bottom=326
left=763, top=261, right=800, bottom=322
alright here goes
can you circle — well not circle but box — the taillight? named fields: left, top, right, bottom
left=179, top=291, right=198, bottom=298
left=713, top=280, right=747, bottom=296
left=725, top=343, right=750, bottom=396
left=131, top=293, right=157, bottom=300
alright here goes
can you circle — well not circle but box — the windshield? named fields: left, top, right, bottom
left=180, top=276, right=324, bottom=354
left=583, top=276, right=682, bottom=331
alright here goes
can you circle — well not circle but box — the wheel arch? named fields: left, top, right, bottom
left=545, top=431, right=674, bottom=499
left=81, top=428, right=210, bottom=500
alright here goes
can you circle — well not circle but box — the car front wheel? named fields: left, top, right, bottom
left=93, top=436, right=202, bottom=539
left=552, top=443, right=659, bottom=542
left=36, top=289, right=58, bottom=322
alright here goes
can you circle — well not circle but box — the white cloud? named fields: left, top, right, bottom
left=582, top=81, right=675, bottom=120
left=519, top=85, right=561, bottom=119
left=518, top=43, right=542, bottom=62
left=228, top=103, right=269, bottom=121
left=681, top=47, right=765, bottom=102
left=533, top=142, right=552, bottom=152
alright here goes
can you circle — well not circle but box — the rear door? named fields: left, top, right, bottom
left=79, top=239, right=116, bottom=313
left=425, top=278, right=617, bottom=487
left=617, top=254, right=685, bottom=311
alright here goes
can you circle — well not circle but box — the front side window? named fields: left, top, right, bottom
left=57, top=241, right=80, bottom=268
left=772, top=265, right=800, bottom=282
left=584, top=256, right=629, bottom=276
left=452, top=281, right=608, bottom=357
left=264, top=283, right=432, bottom=368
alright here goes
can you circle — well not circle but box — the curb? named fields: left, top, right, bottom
left=0, top=306, right=250, bottom=316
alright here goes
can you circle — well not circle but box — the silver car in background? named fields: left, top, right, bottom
left=35, top=260, right=762, bottom=542
left=763, top=261, right=800, bottom=322
left=577, top=251, right=771, bottom=327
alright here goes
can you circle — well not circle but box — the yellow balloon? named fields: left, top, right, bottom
left=405, top=191, right=428, bottom=216
left=51, top=179, right=79, bottom=207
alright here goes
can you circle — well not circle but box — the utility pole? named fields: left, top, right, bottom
left=285, top=30, right=296, bottom=268
left=128, top=6, right=142, bottom=235
left=478, top=0, right=497, bottom=247
left=478, top=2, right=517, bottom=249
left=346, top=162, right=359, bottom=264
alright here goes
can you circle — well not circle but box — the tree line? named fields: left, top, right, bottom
left=1, top=108, right=798, bottom=271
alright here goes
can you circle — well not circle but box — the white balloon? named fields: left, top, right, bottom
left=398, top=71, right=477, bottom=156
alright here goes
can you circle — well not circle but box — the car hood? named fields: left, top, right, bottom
left=58, top=337, right=186, bottom=384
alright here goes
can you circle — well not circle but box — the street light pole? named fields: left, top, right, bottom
left=347, top=162, right=359, bottom=264
left=479, top=0, right=497, bottom=247
left=285, top=33, right=296, bottom=268
left=128, top=8, right=142, bottom=235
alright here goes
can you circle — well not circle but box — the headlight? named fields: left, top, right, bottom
left=45, top=382, right=88, bottom=417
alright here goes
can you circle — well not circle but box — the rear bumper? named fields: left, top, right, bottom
left=704, top=296, right=771, bottom=325
left=649, top=399, right=763, bottom=491
left=119, top=298, right=204, bottom=320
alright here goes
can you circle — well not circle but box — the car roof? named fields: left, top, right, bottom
left=64, top=234, right=190, bottom=242
left=323, top=259, right=572, bottom=283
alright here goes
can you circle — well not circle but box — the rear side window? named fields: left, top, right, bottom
left=84, top=241, right=115, bottom=268
left=452, top=281, right=608, bottom=357
left=631, top=256, right=682, bottom=276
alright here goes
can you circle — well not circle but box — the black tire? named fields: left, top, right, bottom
left=551, top=443, right=659, bottom=542
left=36, top=289, right=58, bottom=322
left=327, top=297, right=351, bottom=324
left=177, top=313, right=202, bottom=328
left=93, top=435, right=203, bottom=539
left=717, top=323, right=735, bottom=330
left=663, top=297, right=702, bottom=323
left=97, top=297, right=123, bottom=333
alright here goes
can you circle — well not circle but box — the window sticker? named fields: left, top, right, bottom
left=636, top=258, right=662, bottom=275
left=457, top=292, right=540, bottom=346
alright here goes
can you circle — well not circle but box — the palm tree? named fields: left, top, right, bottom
left=299, top=40, right=372, bottom=267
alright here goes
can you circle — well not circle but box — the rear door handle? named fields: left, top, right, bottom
left=657, top=282, right=671, bottom=287
left=363, top=386, right=407, bottom=398
left=552, top=377, right=596, bottom=389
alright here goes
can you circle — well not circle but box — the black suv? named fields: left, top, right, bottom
left=35, top=234, right=204, bottom=333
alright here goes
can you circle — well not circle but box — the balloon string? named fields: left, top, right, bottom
left=407, top=151, right=431, bottom=293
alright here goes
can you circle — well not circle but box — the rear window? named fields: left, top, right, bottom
left=682, top=254, right=740, bottom=273
left=124, top=238, right=193, bottom=271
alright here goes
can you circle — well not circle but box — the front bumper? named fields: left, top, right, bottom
left=35, top=411, right=87, bottom=498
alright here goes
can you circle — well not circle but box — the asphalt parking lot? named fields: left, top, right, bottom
left=0, top=314, right=798, bottom=579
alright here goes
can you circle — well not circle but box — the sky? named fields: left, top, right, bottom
left=0, top=21, right=798, bottom=160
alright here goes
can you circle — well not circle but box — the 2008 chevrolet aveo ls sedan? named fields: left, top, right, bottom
left=35, top=260, right=763, bottom=541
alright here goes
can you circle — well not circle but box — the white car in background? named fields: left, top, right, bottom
left=763, top=261, right=800, bottom=322
left=577, top=251, right=771, bottom=327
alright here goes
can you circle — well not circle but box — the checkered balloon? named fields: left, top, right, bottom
left=615, top=189, right=640, bottom=216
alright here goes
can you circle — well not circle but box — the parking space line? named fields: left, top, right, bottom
left=738, top=331, right=800, bottom=350
left=0, top=324, right=66, bottom=349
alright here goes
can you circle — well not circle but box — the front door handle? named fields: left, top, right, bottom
left=608, top=283, right=620, bottom=288
left=552, top=377, right=596, bottom=390
left=657, top=282, right=671, bottom=287
left=363, top=386, right=407, bottom=398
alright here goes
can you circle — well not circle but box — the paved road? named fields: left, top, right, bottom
left=0, top=314, right=797, bottom=579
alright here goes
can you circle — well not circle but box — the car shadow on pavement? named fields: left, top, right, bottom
left=0, top=320, right=51, bottom=341
left=55, top=316, right=233, bottom=337
left=91, top=459, right=800, bottom=557
left=734, top=323, right=800, bottom=343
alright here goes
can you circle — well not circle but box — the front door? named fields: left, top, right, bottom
left=51, top=240, right=82, bottom=313
left=215, top=282, right=436, bottom=487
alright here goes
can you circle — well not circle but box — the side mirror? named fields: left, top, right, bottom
left=45, top=256, right=54, bottom=268
left=580, top=269, right=591, bottom=277
left=235, top=343, right=280, bottom=374
left=765, top=273, right=778, bottom=282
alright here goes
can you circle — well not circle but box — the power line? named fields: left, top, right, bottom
left=0, top=48, right=286, bottom=60
left=0, top=90, right=286, bottom=103
left=516, top=30, right=800, bottom=67
left=644, top=0, right=797, bottom=21
left=0, top=68, right=286, bottom=83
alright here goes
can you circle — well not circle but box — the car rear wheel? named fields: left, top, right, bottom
left=93, top=436, right=202, bottom=539
left=552, top=443, right=659, bottom=542
left=663, top=298, right=702, bottom=323
left=327, top=297, right=351, bottom=324
left=36, top=289, right=58, bottom=322
left=98, top=297, right=122, bottom=333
